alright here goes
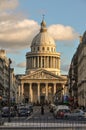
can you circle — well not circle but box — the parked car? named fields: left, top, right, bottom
left=56, top=109, right=71, bottom=118
left=26, top=104, right=33, bottom=113
left=64, top=109, right=85, bottom=119
left=1, top=106, right=16, bottom=117
left=18, top=107, right=31, bottom=117
left=83, top=108, right=86, bottom=117
left=53, top=105, right=70, bottom=118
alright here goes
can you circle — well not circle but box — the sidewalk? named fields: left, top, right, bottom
left=1, top=122, right=86, bottom=128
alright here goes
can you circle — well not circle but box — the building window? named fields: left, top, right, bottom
left=38, top=47, right=39, bottom=51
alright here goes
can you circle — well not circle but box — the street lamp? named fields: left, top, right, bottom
left=8, top=58, right=12, bottom=122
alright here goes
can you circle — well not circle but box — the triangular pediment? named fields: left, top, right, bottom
left=21, top=69, right=67, bottom=80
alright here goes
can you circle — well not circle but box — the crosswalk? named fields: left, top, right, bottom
left=25, top=106, right=55, bottom=121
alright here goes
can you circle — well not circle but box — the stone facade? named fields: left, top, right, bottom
left=0, top=49, right=9, bottom=101
left=68, top=31, right=86, bottom=108
left=0, top=49, right=18, bottom=105
left=18, top=19, right=67, bottom=104
left=78, top=33, right=86, bottom=107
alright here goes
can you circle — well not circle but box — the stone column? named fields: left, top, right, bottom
left=47, top=56, right=49, bottom=68
left=54, top=57, right=55, bottom=68
left=41, top=56, right=42, bottom=68
left=44, top=56, right=45, bottom=68
left=36, top=56, right=38, bottom=68
left=50, top=57, right=52, bottom=68
left=18, top=85, right=21, bottom=103
left=38, top=83, right=40, bottom=103
left=62, top=84, right=65, bottom=95
left=52, top=57, right=53, bottom=68
left=45, top=56, right=47, bottom=68
left=53, top=57, right=55, bottom=68
left=54, top=83, right=56, bottom=94
left=50, top=56, right=51, bottom=68
left=29, top=83, right=33, bottom=102
left=58, top=58, right=60, bottom=69
left=30, top=57, right=31, bottom=69
left=38, top=56, right=39, bottom=68
left=34, top=57, right=35, bottom=68
left=32, top=57, right=35, bottom=68
left=56, top=57, right=57, bottom=69
left=21, top=83, right=24, bottom=103
left=19, top=85, right=20, bottom=97
left=45, top=83, right=48, bottom=101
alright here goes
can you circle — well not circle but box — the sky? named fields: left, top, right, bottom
left=0, top=0, right=86, bottom=75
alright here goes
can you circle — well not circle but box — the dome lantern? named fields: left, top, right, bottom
left=40, top=18, right=47, bottom=32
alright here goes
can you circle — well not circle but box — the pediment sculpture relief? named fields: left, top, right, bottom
left=29, top=72, right=57, bottom=79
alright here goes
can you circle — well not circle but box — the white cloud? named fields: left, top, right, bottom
left=0, top=18, right=40, bottom=50
left=48, top=24, right=78, bottom=41
left=0, top=0, right=19, bottom=11
left=17, top=61, right=26, bottom=68
left=0, top=19, right=78, bottom=52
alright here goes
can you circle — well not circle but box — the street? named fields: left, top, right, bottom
left=1, top=105, right=86, bottom=123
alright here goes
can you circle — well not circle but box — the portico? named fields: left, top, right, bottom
left=19, top=69, right=67, bottom=104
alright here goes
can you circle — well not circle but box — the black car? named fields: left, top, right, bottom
left=18, top=107, right=31, bottom=117
left=27, top=105, right=33, bottom=113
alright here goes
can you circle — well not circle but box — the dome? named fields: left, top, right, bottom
left=31, top=32, right=55, bottom=46
left=31, top=20, right=56, bottom=47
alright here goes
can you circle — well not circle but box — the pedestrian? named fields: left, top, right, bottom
left=41, top=105, right=44, bottom=115
left=14, top=105, right=17, bottom=111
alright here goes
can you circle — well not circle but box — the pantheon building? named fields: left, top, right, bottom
left=18, top=19, right=67, bottom=104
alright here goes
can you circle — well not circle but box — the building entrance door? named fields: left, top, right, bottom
left=40, top=95, right=45, bottom=104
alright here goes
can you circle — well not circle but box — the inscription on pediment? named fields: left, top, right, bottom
left=30, top=72, right=56, bottom=79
